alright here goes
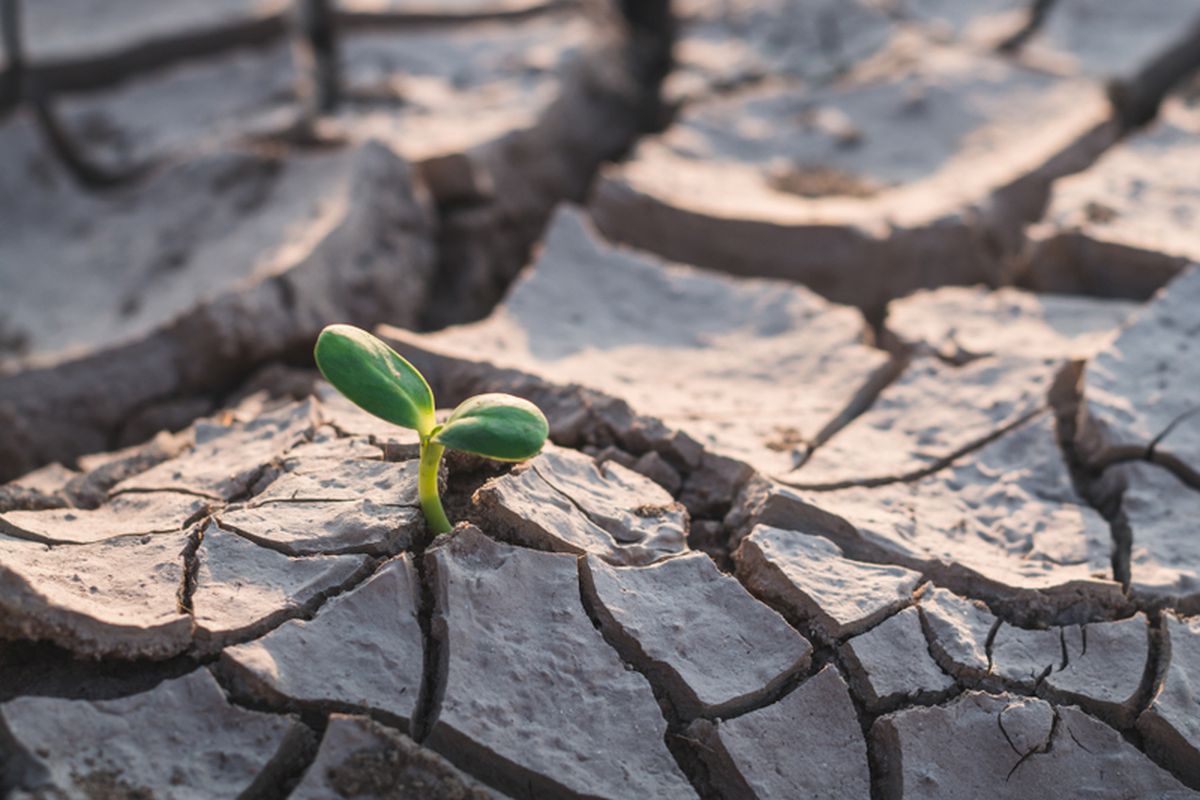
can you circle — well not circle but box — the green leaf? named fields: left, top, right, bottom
left=314, top=324, right=436, bottom=436
left=433, top=393, right=548, bottom=461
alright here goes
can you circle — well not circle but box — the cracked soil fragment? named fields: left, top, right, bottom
left=1139, top=613, right=1200, bottom=789
left=474, top=445, right=687, bottom=566
left=219, top=441, right=425, bottom=555
left=916, top=585, right=997, bottom=684
left=424, top=526, right=695, bottom=798
left=291, top=714, right=501, bottom=800
left=591, top=37, right=1115, bottom=312
left=220, top=557, right=424, bottom=730
left=1101, top=461, right=1200, bottom=611
left=111, top=399, right=318, bottom=500
left=250, top=450, right=421, bottom=505
left=790, top=354, right=1056, bottom=488
left=665, top=0, right=897, bottom=104
left=190, top=523, right=373, bottom=653
left=884, top=285, right=1135, bottom=363
left=1023, top=100, right=1200, bottom=297
left=734, top=524, right=923, bottom=640
left=734, top=414, right=1124, bottom=624
left=0, top=668, right=311, bottom=798
left=0, top=135, right=434, bottom=481
left=218, top=500, right=422, bottom=557
left=689, top=664, right=871, bottom=800
left=0, top=531, right=192, bottom=659
left=840, top=605, right=955, bottom=711
left=0, top=491, right=207, bottom=544
left=988, top=623, right=1064, bottom=689
left=1076, top=265, right=1200, bottom=480
left=921, top=585, right=1153, bottom=723
left=581, top=551, right=812, bottom=720
left=872, top=692, right=1194, bottom=798
left=1021, top=0, right=1200, bottom=88
left=1045, top=614, right=1152, bottom=727
left=382, top=207, right=893, bottom=480
left=23, top=0, right=284, bottom=67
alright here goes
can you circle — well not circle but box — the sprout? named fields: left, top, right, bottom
left=314, top=324, right=548, bottom=535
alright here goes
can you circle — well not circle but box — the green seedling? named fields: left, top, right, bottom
left=314, top=324, right=548, bottom=535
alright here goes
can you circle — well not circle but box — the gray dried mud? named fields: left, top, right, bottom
left=4, top=0, right=1200, bottom=797
left=381, top=207, right=895, bottom=481
left=1099, top=461, right=1200, bottom=613
left=473, top=445, right=688, bottom=566
left=590, top=34, right=1117, bottom=314
left=0, top=669, right=313, bottom=798
left=424, top=526, right=694, bottom=798
left=290, top=713, right=501, bottom=800
left=840, top=606, right=956, bottom=712
left=0, top=0, right=665, bottom=482
left=1139, top=614, right=1200, bottom=788
left=1021, top=101, right=1200, bottom=297
left=0, top=136, right=435, bottom=481
left=581, top=550, right=811, bottom=720
left=730, top=414, right=1124, bottom=625
left=872, top=692, right=1192, bottom=799
left=735, top=524, right=924, bottom=641
left=690, top=664, right=871, bottom=799
left=1076, top=265, right=1200, bottom=482
left=221, top=556, right=426, bottom=730
left=2, top=319, right=1199, bottom=799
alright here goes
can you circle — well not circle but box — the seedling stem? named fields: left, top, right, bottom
left=418, top=438, right=451, bottom=535
left=314, top=324, right=548, bottom=535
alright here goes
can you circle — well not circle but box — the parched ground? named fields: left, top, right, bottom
left=2, top=1, right=1200, bottom=798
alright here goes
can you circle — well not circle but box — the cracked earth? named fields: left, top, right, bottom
left=2, top=0, right=1200, bottom=798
